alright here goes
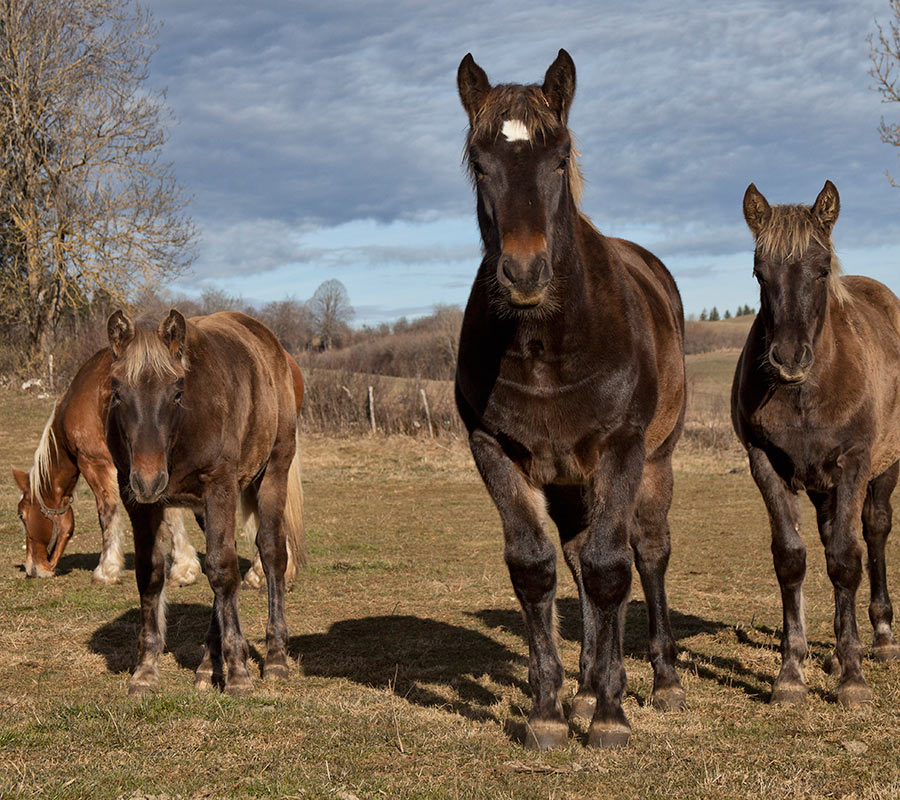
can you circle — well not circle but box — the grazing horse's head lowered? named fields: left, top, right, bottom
left=106, top=309, right=187, bottom=504
left=458, top=49, right=580, bottom=314
left=743, top=180, right=847, bottom=385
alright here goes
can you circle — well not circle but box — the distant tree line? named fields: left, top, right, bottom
left=697, top=304, right=755, bottom=322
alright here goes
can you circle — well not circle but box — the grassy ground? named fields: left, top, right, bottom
left=3, top=352, right=900, bottom=799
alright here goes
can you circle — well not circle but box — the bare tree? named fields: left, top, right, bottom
left=258, top=298, right=314, bottom=354
left=0, top=0, right=195, bottom=364
left=870, top=0, right=900, bottom=185
left=309, top=278, right=353, bottom=350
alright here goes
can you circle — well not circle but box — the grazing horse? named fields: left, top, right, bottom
left=12, top=348, right=201, bottom=585
left=733, top=181, right=900, bottom=707
left=105, top=310, right=304, bottom=695
left=456, top=50, right=686, bottom=749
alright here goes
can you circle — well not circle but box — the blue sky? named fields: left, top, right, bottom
left=144, top=0, right=900, bottom=322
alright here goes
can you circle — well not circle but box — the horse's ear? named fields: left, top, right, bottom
left=107, top=310, right=134, bottom=359
left=158, top=309, right=186, bottom=360
left=11, top=466, right=29, bottom=493
left=812, top=180, right=840, bottom=233
left=542, top=49, right=576, bottom=123
left=458, top=53, right=491, bottom=124
left=743, top=183, right=771, bottom=238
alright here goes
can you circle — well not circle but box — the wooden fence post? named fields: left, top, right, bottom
left=420, top=388, right=433, bottom=438
left=367, top=385, right=376, bottom=433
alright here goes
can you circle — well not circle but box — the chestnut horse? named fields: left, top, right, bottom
left=106, top=309, right=304, bottom=695
left=733, top=181, right=900, bottom=707
left=456, top=50, right=686, bottom=749
left=12, top=348, right=201, bottom=585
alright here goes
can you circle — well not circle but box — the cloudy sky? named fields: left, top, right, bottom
left=144, top=0, right=900, bottom=322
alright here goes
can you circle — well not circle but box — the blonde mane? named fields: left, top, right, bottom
left=117, top=324, right=183, bottom=385
left=755, top=203, right=849, bottom=306
left=30, top=406, right=58, bottom=499
left=465, top=84, right=585, bottom=206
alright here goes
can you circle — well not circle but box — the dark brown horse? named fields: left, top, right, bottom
left=733, top=181, right=900, bottom=707
left=106, top=309, right=304, bottom=695
left=12, top=348, right=201, bottom=585
left=456, top=50, right=686, bottom=749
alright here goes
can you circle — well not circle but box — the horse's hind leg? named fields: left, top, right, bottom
left=250, top=449, right=291, bottom=680
left=127, top=503, right=168, bottom=695
left=632, top=456, right=684, bottom=711
left=863, top=461, right=900, bottom=660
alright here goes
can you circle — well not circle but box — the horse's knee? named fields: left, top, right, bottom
left=581, top=539, right=632, bottom=608
left=825, top=538, right=863, bottom=588
left=505, top=538, right=556, bottom=603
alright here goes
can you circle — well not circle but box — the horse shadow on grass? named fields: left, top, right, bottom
left=89, top=602, right=214, bottom=675
left=473, top=598, right=835, bottom=704
left=288, top=615, right=529, bottom=724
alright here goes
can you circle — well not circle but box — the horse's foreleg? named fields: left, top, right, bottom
left=470, top=430, right=567, bottom=751
left=580, top=429, right=644, bottom=749
left=750, top=446, right=808, bottom=705
left=128, top=503, right=167, bottom=695
left=863, top=461, right=900, bottom=661
left=79, top=462, right=124, bottom=585
left=632, top=456, right=684, bottom=712
left=203, top=481, right=251, bottom=696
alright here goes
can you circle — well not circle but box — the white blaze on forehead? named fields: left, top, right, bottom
left=501, top=119, right=530, bottom=142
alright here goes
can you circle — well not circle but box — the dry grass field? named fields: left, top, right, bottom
left=3, top=349, right=900, bottom=799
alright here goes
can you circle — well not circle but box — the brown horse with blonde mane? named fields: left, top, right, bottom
left=12, top=348, right=201, bottom=585
left=733, top=180, right=900, bottom=707
left=105, top=309, right=305, bottom=695
left=456, top=50, right=686, bottom=749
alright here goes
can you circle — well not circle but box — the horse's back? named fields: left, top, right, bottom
left=183, top=312, right=296, bottom=479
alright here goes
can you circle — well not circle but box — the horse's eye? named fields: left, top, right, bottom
left=471, top=160, right=486, bottom=179
left=109, top=390, right=120, bottom=407
left=753, top=270, right=766, bottom=285
left=817, top=269, right=829, bottom=281
left=556, top=157, right=568, bottom=174
left=173, top=390, right=184, bottom=405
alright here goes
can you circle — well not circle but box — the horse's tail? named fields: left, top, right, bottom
left=282, top=426, right=307, bottom=576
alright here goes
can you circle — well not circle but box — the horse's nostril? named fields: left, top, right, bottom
left=500, top=257, right=516, bottom=285
left=797, top=344, right=813, bottom=368
left=770, top=345, right=783, bottom=367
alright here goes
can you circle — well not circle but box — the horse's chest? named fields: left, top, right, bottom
left=480, top=361, right=627, bottom=483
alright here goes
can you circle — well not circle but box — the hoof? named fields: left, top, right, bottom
left=587, top=721, right=631, bottom=749
left=241, top=569, right=264, bottom=591
left=837, top=682, right=873, bottom=708
left=263, top=661, right=290, bottom=681
left=823, top=655, right=841, bottom=676
left=91, top=570, right=121, bottom=586
left=568, top=692, right=596, bottom=727
left=651, top=684, right=686, bottom=712
left=225, top=680, right=253, bottom=697
left=523, top=719, right=569, bottom=751
left=770, top=682, right=807, bottom=706
left=194, top=670, right=214, bottom=691
left=168, top=563, right=201, bottom=587
left=873, top=643, right=900, bottom=662
left=128, top=668, right=158, bottom=696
